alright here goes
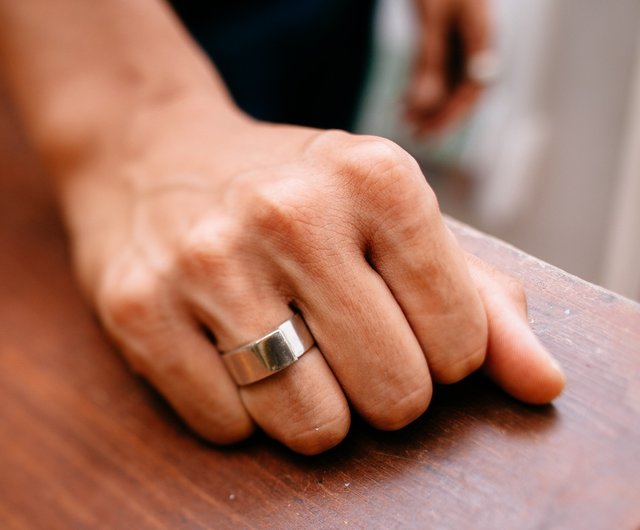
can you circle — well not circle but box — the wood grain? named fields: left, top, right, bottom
left=1, top=97, right=639, bottom=530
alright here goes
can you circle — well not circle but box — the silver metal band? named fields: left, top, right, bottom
left=221, top=313, right=315, bottom=386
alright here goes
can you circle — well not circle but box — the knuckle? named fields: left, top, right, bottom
left=96, top=262, right=176, bottom=379
left=251, top=187, right=299, bottom=233
left=305, top=128, right=354, bottom=155
left=312, top=131, right=412, bottom=177
left=112, top=315, right=180, bottom=380
left=244, top=356, right=351, bottom=455
left=99, top=268, right=163, bottom=333
left=346, top=136, right=405, bottom=166
left=345, top=135, right=414, bottom=166
left=340, top=137, right=416, bottom=192
left=285, top=409, right=351, bottom=455
left=432, top=312, right=488, bottom=384
left=184, top=405, right=255, bottom=445
left=177, top=217, right=238, bottom=280
left=243, top=178, right=320, bottom=244
left=363, top=373, right=432, bottom=431
left=333, top=138, right=439, bottom=229
left=435, top=342, right=487, bottom=385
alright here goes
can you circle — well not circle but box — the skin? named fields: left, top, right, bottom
left=0, top=0, right=564, bottom=455
left=407, top=0, right=491, bottom=134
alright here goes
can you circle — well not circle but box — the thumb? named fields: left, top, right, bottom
left=465, top=252, right=566, bottom=404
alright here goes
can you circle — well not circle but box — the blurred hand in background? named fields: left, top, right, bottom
left=405, top=0, right=492, bottom=135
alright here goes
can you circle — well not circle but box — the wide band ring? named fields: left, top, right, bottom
left=221, top=313, right=315, bottom=386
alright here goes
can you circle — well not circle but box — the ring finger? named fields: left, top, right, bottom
left=181, top=269, right=350, bottom=455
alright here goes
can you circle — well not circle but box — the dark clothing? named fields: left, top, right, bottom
left=170, top=0, right=376, bottom=130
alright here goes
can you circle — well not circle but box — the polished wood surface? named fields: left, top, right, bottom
left=1, top=100, right=639, bottom=530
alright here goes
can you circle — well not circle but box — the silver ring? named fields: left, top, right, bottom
left=221, top=313, right=315, bottom=386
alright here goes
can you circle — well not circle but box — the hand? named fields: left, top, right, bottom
left=405, top=0, right=492, bottom=135
left=61, top=94, right=564, bottom=455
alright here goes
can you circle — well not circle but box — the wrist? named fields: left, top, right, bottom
left=37, top=65, right=240, bottom=176
left=0, top=0, right=243, bottom=180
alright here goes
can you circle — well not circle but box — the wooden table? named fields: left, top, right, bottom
left=1, top=100, right=639, bottom=530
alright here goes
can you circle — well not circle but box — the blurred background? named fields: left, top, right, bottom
left=357, top=0, right=640, bottom=301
